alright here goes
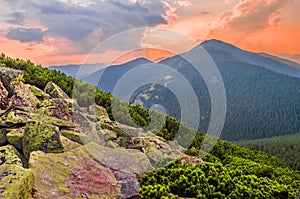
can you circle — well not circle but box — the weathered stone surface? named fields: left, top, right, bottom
left=0, top=67, right=23, bottom=95
left=29, top=146, right=121, bottom=199
left=0, top=80, right=9, bottom=110
left=11, top=83, right=39, bottom=108
left=88, top=104, right=111, bottom=123
left=0, top=145, right=34, bottom=199
left=60, top=135, right=81, bottom=152
left=0, top=145, right=23, bottom=166
left=60, top=129, right=88, bottom=145
left=6, top=128, right=24, bottom=150
left=39, top=98, right=74, bottom=122
left=44, top=81, right=69, bottom=99
left=86, top=143, right=154, bottom=198
left=130, top=135, right=185, bottom=168
left=0, top=129, right=9, bottom=145
left=22, top=121, right=63, bottom=159
left=29, top=85, right=50, bottom=100
left=0, top=110, right=31, bottom=127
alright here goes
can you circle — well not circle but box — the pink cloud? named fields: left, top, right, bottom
left=207, top=0, right=292, bottom=37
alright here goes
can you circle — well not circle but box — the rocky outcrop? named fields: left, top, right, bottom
left=0, top=66, right=198, bottom=198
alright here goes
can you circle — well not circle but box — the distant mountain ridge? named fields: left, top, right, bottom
left=49, top=39, right=300, bottom=141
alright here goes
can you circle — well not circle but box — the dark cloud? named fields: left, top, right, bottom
left=6, top=28, right=45, bottom=42
left=3, top=0, right=167, bottom=51
left=5, top=12, right=26, bottom=25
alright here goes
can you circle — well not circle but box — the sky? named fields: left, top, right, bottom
left=0, top=0, right=299, bottom=66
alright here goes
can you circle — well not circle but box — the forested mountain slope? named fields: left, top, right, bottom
left=1, top=54, right=300, bottom=198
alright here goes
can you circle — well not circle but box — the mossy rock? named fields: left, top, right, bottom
left=29, top=85, right=50, bottom=100
left=0, top=145, right=33, bottom=198
left=6, top=128, right=24, bottom=150
left=44, top=81, right=69, bottom=99
left=0, top=164, right=34, bottom=199
left=29, top=111, right=75, bottom=128
left=60, top=129, right=88, bottom=145
left=88, top=104, right=111, bottom=123
left=22, top=121, right=63, bottom=159
left=0, top=145, right=23, bottom=166
left=0, top=129, right=9, bottom=145
left=1, top=110, right=32, bottom=126
left=0, top=67, right=23, bottom=95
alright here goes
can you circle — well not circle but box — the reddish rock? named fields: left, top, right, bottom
left=67, top=158, right=119, bottom=198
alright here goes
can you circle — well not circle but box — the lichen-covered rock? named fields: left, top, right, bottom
left=22, top=121, right=63, bottom=159
left=0, top=110, right=31, bottom=127
left=0, top=146, right=34, bottom=199
left=44, top=81, right=69, bottom=99
left=29, top=146, right=121, bottom=198
left=0, top=145, right=23, bottom=166
left=88, top=104, right=111, bottom=123
left=29, top=85, right=50, bottom=100
left=86, top=143, right=154, bottom=198
left=39, top=98, right=74, bottom=121
left=11, top=83, right=39, bottom=108
left=60, top=135, right=81, bottom=152
left=6, top=128, right=24, bottom=150
left=130, top=135, right=184, bottom=168
left=0, top=80, right=9, bottom=110
left=0, top=67, right=23, bottom=95
left=60, top=129, right=88, bottom=145
left=0, top=129, right=8, bottom=145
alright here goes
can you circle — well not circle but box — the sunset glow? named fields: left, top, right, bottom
left=0, top=0, right=299, bottom=66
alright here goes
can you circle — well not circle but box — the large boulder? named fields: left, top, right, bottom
left=86, top=143, right=154, bottom=198
left=0, top=145, right=34, bottom=199
left=22, top=121, right=63, bottom=159
left=44, top=81, right=69, bottom=99
left=29, top=146, right=121, bottom=198
left=10, top=83, right=40, bottom=108
left=0, top=67, right=39, bottom=108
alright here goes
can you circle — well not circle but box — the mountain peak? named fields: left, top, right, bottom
left=200, top=39, right=241, bottom=50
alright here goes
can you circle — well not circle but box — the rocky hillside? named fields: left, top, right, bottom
left=0, top=66, right=191, bottom=198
